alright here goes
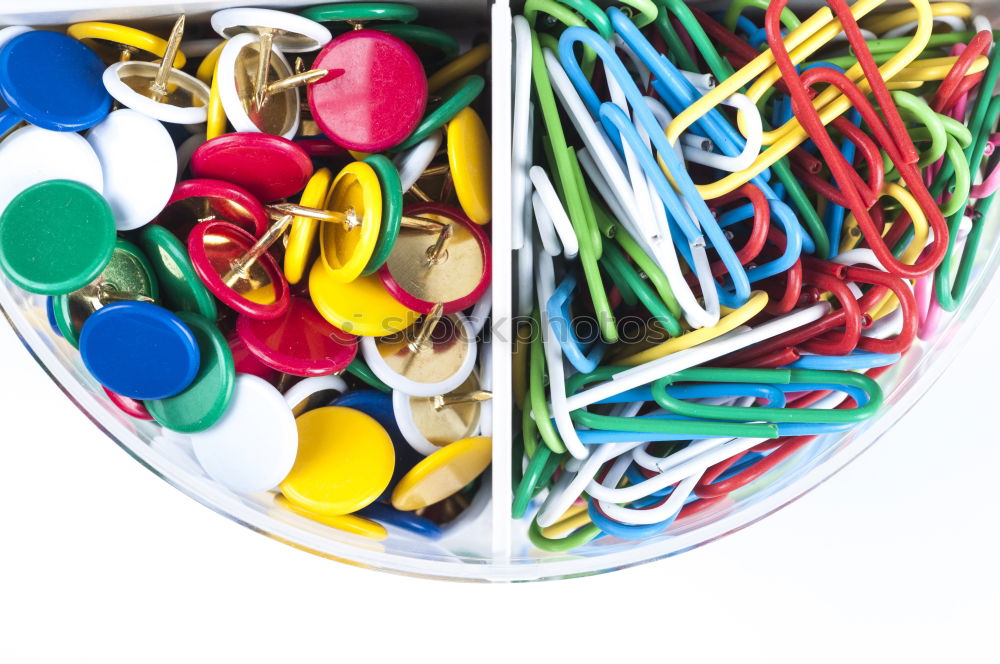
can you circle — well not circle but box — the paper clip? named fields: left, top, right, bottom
left=664, top=0, right=928, bottom=199
left=558, top=27, right=752, bottom=309
left=546, top=271, right=607, bottom=373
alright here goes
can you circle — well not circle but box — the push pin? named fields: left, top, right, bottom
left=390, top=435, right=492, bottom=512
left=274, top=162, right=448, bottom=284
left=137, top=225, right=219, bottom=322
left=53, top=239, right=159, bottom=348
left=301, top=3, right=420, bottom=27
left=215, top=28, right=332, bottom=138
left=300, top=4, right=428, bottom=151
left=360, top=301, right=479, bottom=397
left=0, top=180, right=116, bottom=296
left=144, top=310, right=237, bottom=434
left=374, top=23, right=460, bottom=67
left=0, top=124, right=104, bottom=216
left=153, top=179, right=269, bottom=241
left=209, top=8, right=330, bottom=137
left=393, top=371, right=492, bottom=455
left=394, top=104, right=492, bottom=224
left=67, top=21, right=188, bottom=67
left=85, top=108, right=178, bottom=231
left=308, top=260, right=421, bottom=338
left=391, top=74, right=485, bottom=153
left=187, top=216, right=291, bottom=320
left=235, top=296, right=358, bottom=377
left=278, top=405, right=395, bottom=517
left=102, top=16, right=211, bottom=125
left=395, top=132, right=450, bottom=202
left=378, top=202, right=492, bottom=317
left=0, top=25, right=31, bottom=50
left=357, top=154, right=407, bottom=277
left=0, top=30, right=111, bottom=134
left=426, top=42, right=491, bottom=94
left=190, top=132, right=313, bottom=202
left=282, top=375, right=349, bottom=418
left=187, top=374, right=299, bottom=495
left=79, top=301, right=201, bottom=401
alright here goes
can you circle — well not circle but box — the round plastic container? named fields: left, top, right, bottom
left=3, top=0, right=999, bottom=581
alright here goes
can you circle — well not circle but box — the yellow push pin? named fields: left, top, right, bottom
left=283, top=167, right=335, bottom=285
left=68, top=21, right=188, bottom=66
left=279, top=406, right=395, bottom=516
left=102, top=16, right=211, bottom=125
left=308, top=260, right=421, bottom=337
left=317, top=161, right=381, bottom=284
left=394, top=105, right=492, bottom=225
left=279, top=161, right=447, bottom=285
left=274, top=495, right=388, bottom=541
left=426, top=43, right=490, bottom=94
left=391, top=436, right=492, bottom=512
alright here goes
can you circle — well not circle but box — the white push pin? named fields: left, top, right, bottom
left=86, top=109, right=177, bottom=230
left=393, top=371, right=492, bottom=456
left=360, top=303, right=478, bottom=397
left=189, top=374, right=298, bottom=494
left=0, top=124, right=103, bottom=214
left=103, top=16, right=212, bottom=124
left=211, top=8, right=332, bottom=139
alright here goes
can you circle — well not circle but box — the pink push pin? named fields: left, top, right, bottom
left=190, top=132, right=313, bottom=202
left=308, top=30, right=427, bottom=152
left=295, top=137, right=350, bottom=159
left=103, top=386, right=154, bottom=420
left=227, top=332, right=279, bottom=384
left=155, top=178, right=269, bottom=239
left=378, top=202, right=491, bottom=315
left=187, top=220, right=290, bottom=320
left=235, top=297, right=358, bottom=377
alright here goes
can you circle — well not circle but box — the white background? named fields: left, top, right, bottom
left=1, top=302, right=998, bottom=663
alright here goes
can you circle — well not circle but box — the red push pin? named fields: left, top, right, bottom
left=309, top=30, right=428, bottom=152
left=187, top=220, right=290, bottom=320
left=190, top=132, right=313, bottom=202
left=155, top=178, right=269, bottom=239
left=235, top=297, right=358, bottom=377
left=378, top=202, right=491, bottom=315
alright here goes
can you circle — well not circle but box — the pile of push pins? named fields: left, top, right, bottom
left=0, top=5, right=493, bottom=541
left=513, top=0, right=1000, bottom=552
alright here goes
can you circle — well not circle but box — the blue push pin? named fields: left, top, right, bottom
left=357, top=502, right=443, bottom=540
left=79, top=301, right=200, bottom=400
left=45, top=296, right=62, bottom=337
left=0, top=30, right=111, bottom=135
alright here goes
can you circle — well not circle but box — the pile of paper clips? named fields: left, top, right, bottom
left=512, top=0, right=1000, bottom=550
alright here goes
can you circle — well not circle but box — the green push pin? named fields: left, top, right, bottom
left=361, top=154, right=403, bottom=276
left=0, top=180, right=116, bottom=295
left=137, top=224, right=218, bottom=321
left=145, top=311, right=235, bottom=433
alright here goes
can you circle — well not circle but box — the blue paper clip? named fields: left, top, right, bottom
left=609, top=9, right=817, bottom=256
left=558, top=25, right=752, bottom=308
left=594, top=381, right=788, bottom=406
left=786, top=351, right=901, bottom=371
left=546, top=271, right=607, bottom=373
